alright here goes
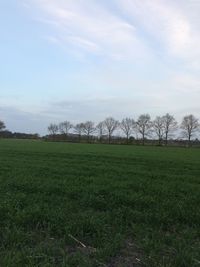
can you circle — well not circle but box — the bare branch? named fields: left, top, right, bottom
left=103, top=117, right=119, bottom=143
left=180, top=114, right=199, bottom=144
left=136, top=114, right=152, bottom=145
left=120, top=118, right=135, bottom=143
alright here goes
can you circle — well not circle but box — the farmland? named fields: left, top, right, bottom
left=0, top=139, right=199, bottom=267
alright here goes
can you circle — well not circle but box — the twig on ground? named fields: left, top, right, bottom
left=95, top=259, right=108, bottom=267
left=68, top=234, right=87, bottom=248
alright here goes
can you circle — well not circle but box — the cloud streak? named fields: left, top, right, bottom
left=24, top=0, right=200, bottom=71
left=118, top=0, right=200, bottom=67
left=27, top=0, right=151, bottom=60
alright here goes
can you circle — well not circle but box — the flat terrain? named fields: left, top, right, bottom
left=0, top=139, right=199, bottom=267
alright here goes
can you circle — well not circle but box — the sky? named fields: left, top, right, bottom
left=1, top=0, right=200, bottom=135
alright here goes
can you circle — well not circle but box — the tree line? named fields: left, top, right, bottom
left=0, top=120, right=39, bottom=139
left=1, top=114, right=199, bottom=146
left=47, top=113, right=200, bottom=146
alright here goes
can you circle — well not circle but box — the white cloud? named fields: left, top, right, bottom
left=172, top=74, right=200, bottom=93
left=118, top=0, right=200, bottom=67
left=26, top=0, right=200, bottom=67
left=67, top=36, right=100, bottom=53
left=27, top=0, right=151, bottom=60
left=45, top=36, right=61, bottom=45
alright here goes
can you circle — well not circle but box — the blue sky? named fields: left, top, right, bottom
left=1, top=0, right=200, bottom=134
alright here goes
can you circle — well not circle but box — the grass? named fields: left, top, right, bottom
left=0, top=139, right=199, bottom=267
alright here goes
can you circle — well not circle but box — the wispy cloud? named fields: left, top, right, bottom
left=118, top=0, right=200, bottom=67
left=25, top=0, right=200, bottom=68
left=26, top=0, right=151, bottom=60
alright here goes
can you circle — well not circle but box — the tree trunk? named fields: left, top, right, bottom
left=158, top=137, right=162, bottom=146
left=126, top=134, right=129, bottom=144
left=165, top=132, right=168, bottom=145
left=142, top=133, right=145, bottom=145
left=108, top=134, right=111, bottom=144
left=188, top=134, right=191, bottom=147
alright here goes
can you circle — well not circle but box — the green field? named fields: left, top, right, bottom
left=0, top=139, right=199, bottom=267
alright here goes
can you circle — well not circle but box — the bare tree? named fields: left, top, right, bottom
left=0, top=120, right=6, bottom=131
left=152, top=116, right=165, bottom=145
left=103, top=117, right=119, bottom=143
left=59, top=121, right=73, bottom=139
left=74, top=123, right=85, bottom=142
left=120, top=118, right=135, bottom=143
left=48, top=123, right=59, bottom=139
left=136, top=114, right=152, bottom=145
left=82, top=121, right=95, bottom=141
left=162, top=113, right=178, bottom=145
left=96, top=121, right=105, bottom=143
left=180, top=114, right=199, bottom=145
